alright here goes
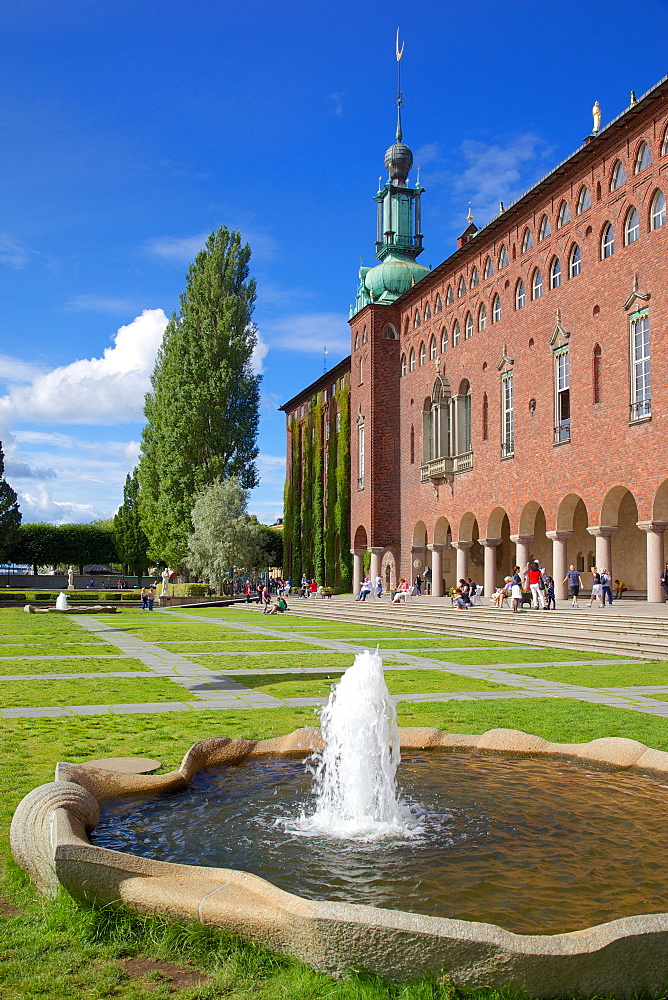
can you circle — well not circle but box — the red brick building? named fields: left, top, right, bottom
left=286, top=75, right=668, bottom=601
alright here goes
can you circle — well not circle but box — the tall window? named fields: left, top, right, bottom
left=610, top=160, right=626, bottom=190
left=452, top=320, right=461, bottom=346
left=357, top=424, right=365, bottom=489
left=663, top=127, right=668, bottom=156
left=429, top=335, right=437, bottom=360
left=458, top=276, right=466, bottom=297
left=414, top=309, right=421, bottom=327
left=557, top=200, right=571, bottom=227
left=515, top=279, right=526, bottom=309
left=478, top=302, right=487, bottom=331
left=434, top=293, right=442, bottom=313
left=601, top=222, right=615, bottom=258
left=635, top=141, right=652, bottom=173
left=577, top=185, right=591, bottom=213
left=630, top=310, right=651, bottom=420
left=465, top=312, right=473, bottom=339
left=550, top=256, right=562, bottom=288
left=498, top=245, right=508, bottom=268
left=593, top=344, right=602, bottom=404
left=424, top=302, right=432, bottom=320
left=446, top=285, right=454, bottom=305
left=423, top=379, right=451, bottom=462
left=538, top=214, right=551, bottom=240
left=482, top=392, right=489, bottom=440
left=483, top=256, right=493, bottom=279
left=522, top=227, right=534, bottom=252
left=470, top=266, right=479, bottom=288
left=569, top=244, right=582, bottom=278
left=419, top=342, right=426, bottom=366
left=441, top=326, right=448, bottom=352
left=555, top=347, right=570, bottom=441
left=532, top=268, right=543, bottom=300
left=401, top=353, right=407, bottom=376
left=625, top=207, right=640, bottom=245
left=492, top=294, right=501, bottom=323
left=410, top=424, right=415, bottom=464
left=650, top=189, right=666, bottom=230
left=501, top=371, right=514, bottom=457
left=359, top=357, right=364, bottom=383
left=452, top=380, right=472, bottom=456
left=409, top=348, right=416, bottom=371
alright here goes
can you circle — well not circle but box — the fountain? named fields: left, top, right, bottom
left=10, top=651, right=668, bottom=997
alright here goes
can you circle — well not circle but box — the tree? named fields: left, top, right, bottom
left=0, top=442, right=22, bottom=561
left=114, top=469, right=151, bottom=582
left=185, top=477, right=267, bottom=592
left=8, top=522, right=117, bottom=574
left=139, top=227, right=261, bottom=568
left=256, top=524, right=283, bottom=569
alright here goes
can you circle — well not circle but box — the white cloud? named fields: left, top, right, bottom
left=0, top=353, right=43, bottom=384
left=0, top=232, right=30, bottom=269
left=257, top=452, right=286, bottom=485
left=4, top=461, right=57, bottom=480
left=260, top=311, right=350, bottom=355
left=65, top=295, right=142, bottom=314
left=1, top=309, right=168, bottom=425
left=18, top=485, right=97, bottom=525
left=251, top=329, right=269, bottom=375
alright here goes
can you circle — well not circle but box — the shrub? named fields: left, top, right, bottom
left=169, top=583, right=209, bottom=597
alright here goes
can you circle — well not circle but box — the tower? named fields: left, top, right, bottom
left=352, top=34, right=429, bottom=315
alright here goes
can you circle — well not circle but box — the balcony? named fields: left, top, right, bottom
left=420, top=456, right=453, bottom=483
left=630, top=398, right=651, bottom=422
left=453, top=451, right=473, bottom=474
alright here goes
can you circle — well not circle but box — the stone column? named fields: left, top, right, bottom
left=479, top=538, right=501, bottom=600
left=427, top=543, right=445, bottom=597
left=509, top=534, right=534, bottom=573
left=350, top=548, right=365, bottom=598
left=586, top=525, right=618, bottom=578
left=368, top=547, right=384, bottom=584
left=452, top=540, right=473, bottom=582
left=546, top=530, right=573, bottom=600
left=637, top=522, right=668, bottom=602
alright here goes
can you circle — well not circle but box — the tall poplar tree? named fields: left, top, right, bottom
left=114, top=469, right=150, bottom=581
left=0, top=442, right=22, bottom=562
left=139, top=228, right=261, bottom=567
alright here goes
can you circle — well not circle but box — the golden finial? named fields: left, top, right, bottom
left=499, top=201, right=505, bottom=214
left=630, top=90, right=637, bottom=106
left=467, top=202, right=473, bottom=225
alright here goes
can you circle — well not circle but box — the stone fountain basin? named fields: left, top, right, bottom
left=10, top=727, right=668, bottom=999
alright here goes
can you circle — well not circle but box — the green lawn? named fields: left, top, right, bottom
left=428, top=647, right=623, bottom=665
left=0, top=676, right=187, bottom=708
left=158, top=640, right=329, bottom=653
left=506, top=662, right=667, bottom=686
left=0, top=643, right=124, bottom=658
left=186, top=652, right=360, bottom=671
left=234, top=669, right=513, bottom=699
left=0, top=656, right=148, bottom=676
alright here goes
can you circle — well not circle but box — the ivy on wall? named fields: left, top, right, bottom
left=282, top=385, right=352, bottom=590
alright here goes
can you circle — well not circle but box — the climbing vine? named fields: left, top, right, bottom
left=335, top=388, right=352, bottom=591
left=312, top=398, right=325, bottom=585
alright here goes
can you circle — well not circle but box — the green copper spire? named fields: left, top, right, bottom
left=352, top=30, right=428, bottom=316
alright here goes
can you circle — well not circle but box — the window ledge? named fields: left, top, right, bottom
left=553, top=437, right=571, bottom=447
left=500, top=452, right=515, bottom=461
left=629, top=415, right=652, bottom=426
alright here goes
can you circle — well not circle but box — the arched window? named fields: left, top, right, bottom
left=401, top=354, right=407, bottom=377
left=419, top=341, right=426, bottom=366
left=569, top=244, right=582, bottom=278
left=414, top=308, right=421, bottom=328
left=532, top=268, right=543, bottom=300
left=650, top=189, right=666, bottom=230
left=662, top=126, right=668, bottom=156
left=635, top=141, right=652, bottom=173
left=550, top=256, right=562, bottom=289
left=624, top=206, right=640, bottom=245
left=522, top=227, right=534, bottom=252
left=441, top=326, right=448, bottom=352
left=601, top=222, right=615, bottom=258
left=470, top=266, right=479, bottom=288
left=577, top=185, right=591, bottom=213
left=465, top=312, right=473, bottom=339
left=483, top=256, right=493, bottom=279
left=515, top=279, right=526, bottom=309
left=424, top=302, right=431, bottom=320
left=452, top=319, right=461, bottom=346
left=453, top=379, right=472, bottom=455
left=498, top=244, right=508, bottom=268
left=557, top=200, right=571, bottom=227
left=610, top=160, right=626, bottom=190
left=434, top=293, right=442, bottom=313
left=538, top=214, right=551, bottom=240
left=457, top=276, right=466, bottom=297
left=593, top=344, right=602, bottom=404
left=492, top=294, right=502, bottom=323
left=354, top=332, right=360, bottom=349
left=409, top=348, right=416, bottom=371
left=381, top=323, right=398, bottom=339
left=482, top=392, right=489, bottom=441
left=445, top=285, right=454, bottom=305
left=478, top=302, right=487, bottom=331
left=429, top=335, right=437, bottom=360
left=423, top=377, right=452, bottom=463
left=362, top=326, right=368, bottom=343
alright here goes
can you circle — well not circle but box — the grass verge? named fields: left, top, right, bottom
left=0, top=676, right=187, bottom=709
left=428, top=647, right=623, bottom=665
left=0, top=656, right=148, bottom=676
left=507, top=662, right=668, bottom=686
left=233, top=671, right=514, bottom=699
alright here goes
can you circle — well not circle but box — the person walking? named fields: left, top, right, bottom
left=661, top=564, right=668, bottom=603
left=414, top=574, right=422, bottom=596
left=526, top=561, right=546, bottom=609
left=564, top=565, right=582, bottom=607
left=374, top=574, right=383, bottom=599
left=423, top=566, right=431, bottom=595
left=599, top=568, right=613, bottom=606
left=588, top=569, right=603, bottom=608
left=140, top=587, right=148, bottom=611
left=545, top=576, right=556, bottom=610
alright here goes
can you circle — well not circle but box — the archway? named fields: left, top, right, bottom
left=412, top=521, right=428, bottom=590
left=519, top=501, right=550, bottom=572
left=485, top=507, right=512, bottom=587
left=556, top=494, right=590, bottom=572
left=601, top=486, right=645, bottom=591
left=457, top=513, right=480, bottom=585
left=353, top=525, right=368, bottom=550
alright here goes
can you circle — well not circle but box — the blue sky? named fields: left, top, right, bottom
left=1, top=0, right=667, bottom=525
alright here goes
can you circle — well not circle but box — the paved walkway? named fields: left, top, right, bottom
left=2, top=605, right=668, bottom=720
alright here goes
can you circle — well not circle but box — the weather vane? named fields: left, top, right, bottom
left=395, top=28, right=404, bottom=121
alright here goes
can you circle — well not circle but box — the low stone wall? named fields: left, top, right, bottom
left=10, top=728, right=668, bottom=998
